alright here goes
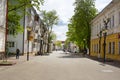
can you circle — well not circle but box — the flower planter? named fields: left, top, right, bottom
left=0, top=61, right=16, bottom=66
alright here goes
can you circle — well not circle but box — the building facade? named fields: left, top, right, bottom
left=7, top=6, right=48, bottom=55
left=0, top=0, right=7, bottom=58
left=90, top=0, right=120, bottom=61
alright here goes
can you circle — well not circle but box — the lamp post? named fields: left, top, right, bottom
left=39, top=36, right=43, bottom=55
left=103, top=18, right=110, bottom=62
left=83, top=39, right=86, bottom=49
left=38, top=35, right=40, bottom=54
left=97, top=30, right=102, bottom=59
left=27, top=27, right=32, bottom=61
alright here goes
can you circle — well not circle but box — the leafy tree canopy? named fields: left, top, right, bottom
left=50, top=32, right=57, bottom=42
left=55, top=41, right=62, bottom=47
left=41, top=10, right=59, bottom=30
left=8, top=0, right=44, bottom=35
left=66, top=0, right=97, bottom=49
left=41, top=10, right=59, bottom=52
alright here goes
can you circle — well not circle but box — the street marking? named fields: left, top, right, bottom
left=101, top=70, right=113, bottom=72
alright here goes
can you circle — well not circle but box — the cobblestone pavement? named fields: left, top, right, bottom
left=0, top=51, right=120, bottom=80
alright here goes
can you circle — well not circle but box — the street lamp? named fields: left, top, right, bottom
left=103, top=18, right=110, bottom=62
left=97, top=30, right=102, bottom=59
left=27, top=27, right=32, bottom=61
left=83, top=39, right=86, bottom=49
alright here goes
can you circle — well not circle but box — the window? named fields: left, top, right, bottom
left=94, top=44, right=96, bottom=53
left=95, top=44, right=97, bottom=53
left=97, top=44, right=98, bottom=53
left=119, top=42, right=120, bottom=54
left=33, top=44, right=36, bottom=48
left=7, top=42, right=15, bottom=47
left=109, top=18, right=111, bottom=28
left=119, top=12, right=120, bottom=24
left=92, top=44, right=94, bottom=52
left=108, top=42, right=111, bottom=54
left=8, top=29, right=15, bottom=35
left=111, top=42, right=115, bottom=54
left=112, top=15, right=114, bottom=27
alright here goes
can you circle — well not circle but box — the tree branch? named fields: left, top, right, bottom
left=8, top=3, right=27, bottom=12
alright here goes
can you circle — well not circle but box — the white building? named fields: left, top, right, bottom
left=0, top=0, right=7, bottom=57
left=7, top=7, right=41, bottom=55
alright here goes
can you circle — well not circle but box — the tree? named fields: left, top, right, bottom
left=55, top=41, right=62, bottom=48
left=3, top=0, right=44, bottom=60
left=8, top=0, right=44, bottom=12
left=50, top=32, right=57, bottom=41
left=8, top=0, right=44, bottom=35
left=66, top=0, right=97, bottom=50
left=41, top=10, right=59, bottom=52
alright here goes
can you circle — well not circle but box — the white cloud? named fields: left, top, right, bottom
left=95, top=0, right=112, bottom=12
left=53, top=25, right=68, bottom=41
left=41, top=0, right=74, bottom=41
left=41, top=0, right=74, bottom=23
left=41, top=0, right=112, bottom=41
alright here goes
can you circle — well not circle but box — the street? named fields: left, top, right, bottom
left=0, top=51, right=120, bottom=80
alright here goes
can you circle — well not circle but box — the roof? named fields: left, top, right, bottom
left=91, top=0, right=118, bottom=24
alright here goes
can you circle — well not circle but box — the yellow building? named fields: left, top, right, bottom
left=90, top=0, right=120, bottom=61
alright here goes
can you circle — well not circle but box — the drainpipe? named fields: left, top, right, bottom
left=22, top=6, right=26, bottom=55
left=5, top=0, right=8, bottom=61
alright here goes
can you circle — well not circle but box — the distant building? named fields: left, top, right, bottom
left=68, top=42, right=78, bottom=53
left=0, top=0, right=7, bottom=58
left=90, top=0, right=120, bottom=61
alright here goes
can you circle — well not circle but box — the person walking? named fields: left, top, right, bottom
left=83, top=48, right=87, bottom=56
left=16, top=49, right=20, bottom=59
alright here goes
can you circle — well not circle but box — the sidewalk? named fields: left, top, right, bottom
left=0, top=54, right=35, bottom=71
left=87, top=55, right=120, bottom=68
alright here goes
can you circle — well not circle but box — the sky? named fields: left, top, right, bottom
left=41, top=0, right=112, bottom=41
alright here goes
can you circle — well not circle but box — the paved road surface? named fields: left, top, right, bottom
left=0, top=51, right=120, bottom=80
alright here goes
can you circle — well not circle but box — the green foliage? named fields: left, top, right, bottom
left=64, top=39, right=70, bottom=49
left=66, top=0, right=97, bottom=49
left=8, top=0, right=44, bottom=12
left=8, top=10, right=23, bottom=35
left=41, top=10, right=59, bottom=45
left=41, top=10, right=59, bottom=52
left=8, top=0, right=44, bottom=36
left=41, top=10, right=59, bottom=30
left=50, top=32, right=57, bottom=41
left=55, top=41, right=62, bottom=47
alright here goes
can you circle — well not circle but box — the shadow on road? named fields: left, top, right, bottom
left=58, top=55, right=84, bottom=58
left=87, top=56, right=120, bottom=68
left=59, top=52, right=120, bottom=68
left=58, top=52, right=86, bottom=59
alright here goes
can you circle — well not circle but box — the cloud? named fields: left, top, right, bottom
left=57, top=20, right=68, bottom=26
left=41, top=0, right=75, bottom=41
left=53, top=25, right=68, bottom=41
left=41, top=0, right=75, bottom=23
left=95, top=0, right=112, bottom=12
left=41, top=0, right=112, bottom=41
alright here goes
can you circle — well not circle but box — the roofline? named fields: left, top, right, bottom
left=91, top=0, right=114, bottom=23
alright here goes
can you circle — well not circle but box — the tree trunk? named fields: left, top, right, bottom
left=39, top=40, right=43, bottom=55
left=47, top=34, right=50, bottom=53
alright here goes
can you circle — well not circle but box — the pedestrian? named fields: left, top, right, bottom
left=83, top=48, right=87, bottom=56
left=16, top=49, right=20, bottom=59
left=74, top=47, right=77, bottom=53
